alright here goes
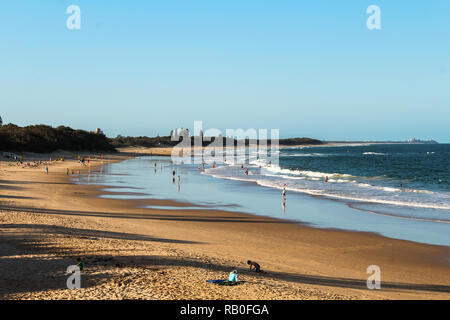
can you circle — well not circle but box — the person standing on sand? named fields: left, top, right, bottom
left=45, top=166, right=48, bottom=174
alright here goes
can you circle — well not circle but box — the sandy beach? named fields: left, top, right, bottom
left=0, top=150, right=449, bottom=300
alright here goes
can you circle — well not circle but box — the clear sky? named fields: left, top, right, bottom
left=0, top=1, right=449, bottom=141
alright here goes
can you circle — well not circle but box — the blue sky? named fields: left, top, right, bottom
left=0, top=1, right=449, bottom=141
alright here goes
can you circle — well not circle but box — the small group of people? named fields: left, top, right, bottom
left=241, top=164, right=262, bottom=176
left=197, top=162, right=206, bottom=171
left=240, top=164, right=249, bottom=176
left=78, top=156, right=89, bottom=166
left=197, top=162, right=216, bottom=170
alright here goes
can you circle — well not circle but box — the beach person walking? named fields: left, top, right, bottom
left=325, top=176, right=329, bottom=184
left=45, top=166, right=48, bottom=174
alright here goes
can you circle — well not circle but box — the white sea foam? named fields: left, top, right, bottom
left=203, top=162, right=450, bottom=212
left=363, top=152, right=386, bottom=155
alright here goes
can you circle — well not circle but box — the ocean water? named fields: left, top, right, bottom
left=76, top=144, right=450, bottom=246
left=208, top=144, right=450, bottom=222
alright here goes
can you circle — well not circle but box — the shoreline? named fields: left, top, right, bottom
left=115, top=141, right=434, bottom=157
left=1, top=151, right=449, bottom=299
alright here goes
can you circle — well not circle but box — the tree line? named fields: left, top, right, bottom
left=0, top=123, right=322, bottom=153
left=0, top=124, right=115, bottom=153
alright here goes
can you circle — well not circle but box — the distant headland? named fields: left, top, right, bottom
left=0, top=122, right=441, bottom=154
left=0, top=123, right=322, bottom=153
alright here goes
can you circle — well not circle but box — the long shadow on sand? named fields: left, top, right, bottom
left=1, top=253, right=449, bottom=297
left=0, top=205, right=290, bottom=224
left=0, top=222, right=201, bottom=297
left=0, top=179, right=73, bottom=186
left=0, top=223, right=201, bottom=246
left=0, top=195, right=35, bottom=200
left=0, top=222, right=449, bottom=297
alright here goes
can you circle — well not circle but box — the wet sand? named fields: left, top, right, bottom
left=0, top=151, right=449, bottom=300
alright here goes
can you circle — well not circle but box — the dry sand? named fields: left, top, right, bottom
left=0, top=151, right=449, bottom=300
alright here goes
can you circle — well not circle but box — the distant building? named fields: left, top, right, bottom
left=171, top=128, right=190, bottom=138
left=407, top=138, right=438, bottom=144
left=94, top=128, right=104, bottom=135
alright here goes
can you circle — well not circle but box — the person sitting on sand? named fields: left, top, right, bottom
left=228, top=270, right=239, bottom=282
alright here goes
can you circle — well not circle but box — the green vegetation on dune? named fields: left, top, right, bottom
left=110, top=135, right=178, bottom=148
left=110, top=135, right=322, bottom=148
left=0, top=124, right=115, bottom=153
left=279, top=138, right=322, bottom=146
left=0, top=123, right=322, bottom=153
